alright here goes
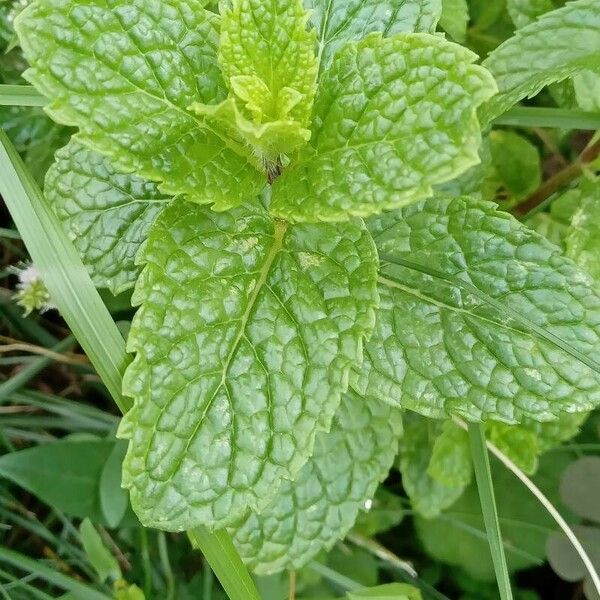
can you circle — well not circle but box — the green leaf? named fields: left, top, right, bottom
left=219, top=0, right=317, bottom=126
left=270, top=32, right=496, bottom=222
left=352, top=489, right=405, bottom=536
left=356, top=196, right=600, bottom=423
left=114, top=582, right=146, bottom=600
left=565, top=179, right=600, bottom=282
left=45, top=140, right=169, bottom=295
left=399, top=415, right=470, bottom=518
left=190, top=94, right=311, bottom=162
left=0, top=440, right=116, bottom=523
left=573, top=70, right=600, bottom=112
left=504, top=0, right=600, bottom=116
left=489, top=130, right=541, bottom=203
left=0, top=105, right=70, bottom=184
left=119, top=199, right=378, bottom=531
left=347, top=583, right=423, bottom=600
left=415, top=453, right=571, bottom=580
left=486, top=421, right=539, bottom=475
left=440, top=0, right=469, bottom=42
left=15, top=0, right=265, bottom=209
left=481, top=0, right=600, bottom=124
left=428, top=420, right=472, bottom=487
left=547, top=526, right=600, bottom=584
left=79, top=518, right=121, bottom=583
left=99, top=440, right=129, bottom=528
left=559, top=456, right=600, bottom=523
left=526, top=188, right=580, bottom=248
left=307, top=0, right=441, bottom=71
left=231, top=390, right=401, bottom=574
left=524, top=411, right=588, bottom=454
left=506, top=0, right=553, bottom=30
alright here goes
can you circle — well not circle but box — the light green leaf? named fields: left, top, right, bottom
left=481, top=0, right=600, bottom=124
left=505, top=0, right=600, bottom=114
left=489, top=130, right=541, bottom=203
left=440, top=0, right=469, bottom=42
left=119, top=199, right=378, bottom=531
left=506, top=0, right=553, bottom=30
left=270, top=32, right=496, bottom=222
left=15, top=0, right=265, bottom=209
left=231, top=390, right=401, bottom=574
left=436, top=136, right=494, bottom=201
left=347, top=583, right=423, bottom=600
left=399, top=415, right=469, bottom=518
left=486, top=421, right=539, bottom=474
left=219, top=0, right=317, bottom=126
left=566, top=179, right=600, bottom=282
left=415, top=453, right=571, bottom=580
left=428, top=420, right=472, bottom=487
left=114, top=582, right=146, bottom=600
left=79, top=518, right=121, bottom=583
left=307, top=0, right=441, bottom=70
left=573, top=70, right=600, bottom=112
left=190, top=95, right=311, bottom=162
left=45, top=140, right=169, bottom=295
left=355, top=196, right=600, bottom=423
left=525, top=411, right=588, bottom=454
left=527, top=188, right=580, bottom=248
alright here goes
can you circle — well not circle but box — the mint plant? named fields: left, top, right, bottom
left=6, top=0, right=600, bottom=594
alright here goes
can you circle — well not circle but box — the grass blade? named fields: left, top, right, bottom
left=188, top=527, right=261, bottom=600
left=494, top=106, right=600, bottom=130
left=0, top=129, right=262, bottom=600
left=0, top=546, right=112, bottom=600
left=0, top=84, right=46, bottom=106
left=485, top=431, right=600, bottom=597
left=468, top=423, right=513, bottom=600
left=0, top=129, right=129, bottom=411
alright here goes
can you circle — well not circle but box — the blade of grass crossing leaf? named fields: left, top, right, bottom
left=0, top=129, right=262, bottom=600
left=494, top=107, right=600, bottom=130
left=188, top=527, right=261, bottom=600
left=0, top=84, right=46, bottom=106
left=0, top=546, right=112, bottom=600
left=0, top=129, right=128, bottom=411
left=484, top=427, right=600, bottom=596
left=468, top=423, right=513, bottom=600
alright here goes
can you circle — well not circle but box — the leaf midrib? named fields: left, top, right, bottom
left=378, top=254, right=600, bottom=376
left=179, top=219, right=290, bottom=471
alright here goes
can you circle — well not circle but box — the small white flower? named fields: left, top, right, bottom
left=9, top=262, right=55, bottom=316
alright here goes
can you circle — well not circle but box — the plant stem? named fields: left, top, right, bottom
left=188, top=527, right=261, bottom=600
left=288, top=570, right=296, bottom=600
left=0, top=84, right=46, bottom=106
left=157, top=532, right=176, bottom=600
left=347, top=532, right=417, bottom=577
left=140, top=528, right=153, bottom=598
left=468, top=423, right=513, bottom=600
left=485, top=433, right=600, bottom=597
left=308, top=562, right=362, bottom=592
left=513, top=138, right=600, bottom=217
left=0, top=124, right=262, bottom=600
left=494, top=106, right=600, bottom=130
